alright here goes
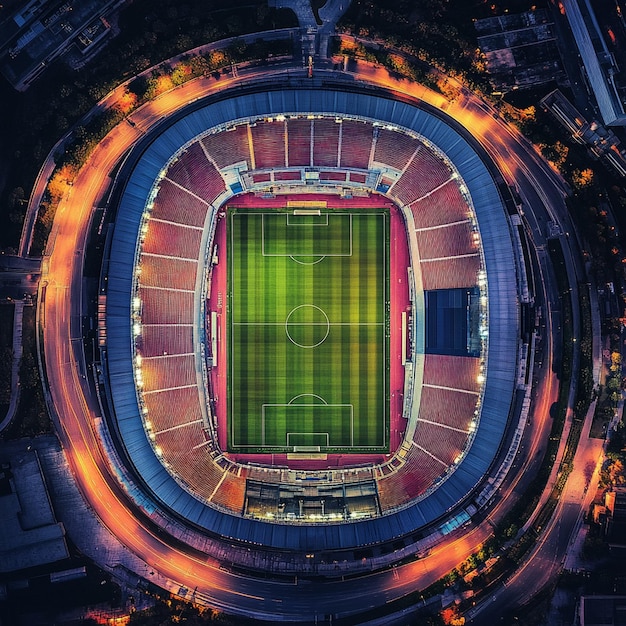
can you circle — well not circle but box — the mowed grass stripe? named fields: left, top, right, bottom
left=360, top=220, right=370, bottom=444
left=228, top=209, right=388, bottom=451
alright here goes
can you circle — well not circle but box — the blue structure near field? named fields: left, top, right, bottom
left=425, top=288, right=481, bottom=357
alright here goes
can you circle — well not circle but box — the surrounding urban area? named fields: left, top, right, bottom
left=1, top=0, right=626, bottom=625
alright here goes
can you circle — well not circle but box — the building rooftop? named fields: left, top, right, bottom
left=561, top=0, right=626, bottom=126
left=0, top=0, right=123, bottom=90
left=580, top=596, right=626, bottom=626
left=475, top=9, right=564, bottom=91
left=0, top=449, right=69, bottom=573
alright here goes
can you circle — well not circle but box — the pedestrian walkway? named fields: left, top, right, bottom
left=35, top=438, right=169, bottom=589
left=268, top=0, right=351, bottom=59
left=0, top=300, right=24, bottom=433
left=269, top=0, right=317, bottom=30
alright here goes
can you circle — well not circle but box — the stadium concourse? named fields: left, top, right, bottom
left=101, top=86, right=519, bottom=556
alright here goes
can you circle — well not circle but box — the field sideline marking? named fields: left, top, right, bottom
left=230, top=210, right=388, bottom=450
left=230, top=210, right=235, bottom=449
left=381, top=210, right=387, bottom=447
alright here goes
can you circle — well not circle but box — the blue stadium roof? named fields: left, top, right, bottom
left=105, top=87, right=518, bottom=550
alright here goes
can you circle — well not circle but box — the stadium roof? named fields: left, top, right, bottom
left=105, top=86, right=518, bottom=551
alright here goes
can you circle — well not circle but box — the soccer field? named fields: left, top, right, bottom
left=227, top=208, right=389, bottom=453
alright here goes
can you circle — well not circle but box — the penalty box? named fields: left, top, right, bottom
left=261, top=212, right=353, bottom=257
left=262, top=403, right=354, bottom=449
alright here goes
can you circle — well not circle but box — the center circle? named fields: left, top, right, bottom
left=285, top=304, right=330, bottom=349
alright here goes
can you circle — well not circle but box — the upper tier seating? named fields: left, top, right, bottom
left=151, top=179, right=210, bottom=228
left=287, top=118, right=312, bottom=167
left=410, top=180, right=470, bottom=229
left=391, top=147, right=451, bottom=206
left=339, top=119, right=373, bottom=169
left=250, top=120, right=286, bottom=169
left=414, top=221, right=476, bottom=260
left=142, top=220, right=203, bottom=260
left=201, top=125, right=252, bottom=169
left=373, top=128, right=420, bottom=171
left=420, top=255, right=480, bottom=290
left=312, top=118, right=340, bottom=167
left=167, top=142, right=226, bottom=204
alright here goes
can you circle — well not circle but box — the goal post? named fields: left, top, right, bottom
left=292, top=209, right=321, bottom=216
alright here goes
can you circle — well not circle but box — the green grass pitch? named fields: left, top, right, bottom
left=227, top=208, right=389, bottom=453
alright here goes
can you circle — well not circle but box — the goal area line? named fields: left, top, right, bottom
left=287, top=212, right=327, bottom=225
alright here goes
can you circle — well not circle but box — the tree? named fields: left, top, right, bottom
left=7, top=187, right=26, bottom=225
left=170, top=62, right=192, bottom=86
left=607, top=376, right=620, bottom=393
left=572, top=167, right=594, bottom=189
left=127, top=75, right=150, bottom=99
left=609, top=459, right=625, bottom=484
left=441, top=606, right=465, bottom=625
left=0, top=347, right=13, bottom=405
left=610, top=351, right=622, bottom=372
left=47, top=165, right=76, bottom=203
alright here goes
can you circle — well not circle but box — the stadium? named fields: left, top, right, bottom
left=98, top=81, right=520, bottom=569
